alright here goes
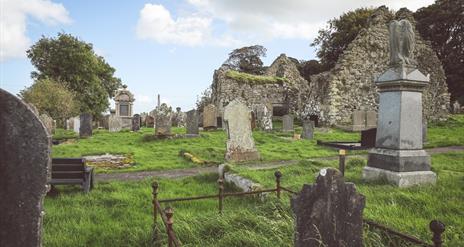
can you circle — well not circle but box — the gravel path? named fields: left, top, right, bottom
left=95, top=146, right=464, bottom=181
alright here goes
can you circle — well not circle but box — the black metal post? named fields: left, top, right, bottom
left=429, top=220, right=445, bottom=247
left=165, top=207, right=174, bottom=247
left=152, top=181, right=159, bottom=224
left=218, top=178, right=224, bottom=214
left=274, top=171, right=282, bottom=199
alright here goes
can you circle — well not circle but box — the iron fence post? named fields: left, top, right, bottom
left=152, top=181, right=159, bottom=224
left=218, top=178, right=224, bottom=214
left=274, top=171, right=282, bottom=199
left=339, top=149, right=346, bottom=176
left=165, top=207, right=174, bottom=247
left=430, top=220, right=445, bottom=247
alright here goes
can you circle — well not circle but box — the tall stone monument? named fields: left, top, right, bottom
left=223, top=99, right=260, bottom=162
left=203, top=104, right=217, bottom=130
left=0, top=89, right=51, bottom=246
left=113, top=85, right=135, bottom=129
left=132, top=114, right=141, bottom=131
left=292, top=168, right=365, bottom=247
left=282, top=114, right=294, bottom=132
left=79, top=113, right=93, bottom=138
left=363, top=19, right=436, bottom=187
left=186, top=109, right=199, bottom=135
left=155, top=103, right=172, bottom=137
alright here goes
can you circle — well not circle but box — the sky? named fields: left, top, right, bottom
left=0, top=0, right=435, bottom=114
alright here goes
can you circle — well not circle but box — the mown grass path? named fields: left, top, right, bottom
left=95, top=145, right=464, bottom=181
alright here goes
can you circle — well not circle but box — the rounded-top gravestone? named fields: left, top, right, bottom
left=0, top=88, right=51, bottom=247
left=79, top=113, right=93, bottom=138
left=132, top=114, right=141, bottom=131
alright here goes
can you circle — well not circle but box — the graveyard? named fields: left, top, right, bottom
left=2, top=1, right=464, bottom=247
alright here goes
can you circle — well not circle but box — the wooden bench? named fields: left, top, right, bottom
left=50, top=158, right=94, bottom=193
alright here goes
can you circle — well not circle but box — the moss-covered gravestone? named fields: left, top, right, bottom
left=292, top=168, right=365, bottom=247
left=0, top=88, right=51, bottom=247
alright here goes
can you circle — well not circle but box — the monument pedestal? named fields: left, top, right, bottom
left=362, top=65, right=436, bottom=187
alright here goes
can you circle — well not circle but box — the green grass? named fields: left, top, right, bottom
left=233, top=152, right=464, bottom=246
left=426, top=114, right=464, bottom=148
left=226, top=70, right=289, bottom=85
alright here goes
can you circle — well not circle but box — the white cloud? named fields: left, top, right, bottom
left=137, top=0, right=435, bottom=47
left=0, top=0, right=71, bottom=62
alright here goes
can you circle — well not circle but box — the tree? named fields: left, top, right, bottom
left=298, top=60, right=325, bottom=81
left=19, top=78, right=79, bottom=120
left=311, top=8, right=377, bottom=70
left=196, top=87, right=212, bottom=113
left=223, top=45, right=267, bottom=74
left=27, top=33, right=122, bottom=116
left=415, top=0, right=464, bottom=103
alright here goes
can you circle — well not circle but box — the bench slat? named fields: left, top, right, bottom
left=52, top=158, right=85, bottom=164
left=52, top=164, right=85, bottom=171
left=52, top=172, right=85, bottom=179
left=50, top=179, right=83, bottom=184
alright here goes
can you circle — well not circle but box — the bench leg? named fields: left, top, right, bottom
left=83, top=167, right=94, bottom=193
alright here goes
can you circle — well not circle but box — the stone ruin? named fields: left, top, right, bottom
left=0, top=89, right=51, bottom=246
left=207, top=6, right=449, bottom=126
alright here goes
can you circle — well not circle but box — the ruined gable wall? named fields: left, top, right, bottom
left=318, top=8, right=449, bottom=125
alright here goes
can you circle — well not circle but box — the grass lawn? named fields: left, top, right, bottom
left=232, top=152, right=464, bottom=246
left=52, top=114, right=464, bottom=172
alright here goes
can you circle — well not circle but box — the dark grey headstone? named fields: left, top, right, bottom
left=0, top=88, right=51, bottom=247
left=132, top=114, right=141, bottom=131
left=282, top=114, right=294, bottom=132
left=301, top=120, right=314, bottom=139
left=79, top=113, right=92, bottom=138
left=186, top=109, right=199, bottom=135
left=292, top=168, right=365, bottom=247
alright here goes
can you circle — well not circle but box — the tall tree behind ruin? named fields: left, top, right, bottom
left=222, top=45, right=267, bottom=75
left=415, top=0, right=464, bottom=103
left=27, top=33, right=122, bottom=116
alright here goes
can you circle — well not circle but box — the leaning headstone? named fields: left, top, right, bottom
left=73, top=116, right=80, bottom=134
left=282, top=114, right=294, bottom=132
left=351, top=110, right=366, bottom=131
left=0, top=88, right=51, bottom=247
left=203, top=104, right=217, bottom=130
left=132, top=114, right=141, bottom=131
left=39, top=113, right=54, bottom=135
left=292, top=168, right=365, bottom=247
left=301, top=120, right=315, bottom=139
left=155, top=103, right=172, bottom=137
left=365, top=110, right=377, bottom=129
left=186, top=109, right=199, bottom=135
left=109, top=112, right=123, bottom=132
left=223, top=99, right=260, bottom=162
left=79, top=113, right=92, bottom=138
left=363, top=19, right=436, bottom=187
left=145, top=115, right=155, bottom=128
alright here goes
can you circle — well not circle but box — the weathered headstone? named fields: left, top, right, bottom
left=262, top=104, right=273, bottom=131
left=223, top=99, right=260, bottom=162
left=365, top=110, right=377, bottom=129
left=203, top=104, right=217, bottom=130
left=79, top=113, right=93, bottom=138
left=155, top=103, right=172, bottom=137
left=186, top=109, right=199, bottom=135
left=172, top=107, right=186, bottom=127
left=132, top=114, right=141, bottom=131
left=351, top=110, right=366, bottom=131
left=282, top=114, right=294, bottom=132
left=0, top=89, right=51, bottom=247
left=292, top=168, right=365, bottom=247
left=109, top=112, right=123, bottom=132
left=66, top=118, right=74, bottom=130
left=423, top=121, right=428, bottom=143
left=39, top=113, right=54, bottom=135
left=73, top=116, right=80, bottom=134
left=452, top=100, right=461, bottom=114
left=363, top=19, right=436, bottom=187
left=145, top=115, right=155, bottom=128
left=301, top=120, right=315, bottom=139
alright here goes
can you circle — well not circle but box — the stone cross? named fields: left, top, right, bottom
left=186, top=109, right=199, bottom=135
left=223, top=99, right=260, bottom=162
left=79, top=113, right=93, bottom=138
left=0, top=89, right=51, bottom=247
left=132, top=114, right=141, bottom=131
left=203, top=104, right=217, bottom=130
left=282, top=114, right=294, bottom=132
left=155, top=103, right=172, bottom=137
left=292, top=168, right=365, bottom=247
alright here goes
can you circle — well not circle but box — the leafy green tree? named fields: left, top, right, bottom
left=19, top=78, right=79, bottom=120
left=27, top=33, right=122, bottom=116
left=311, top=8, right=376, bottom=70
left=415, top=0, right=464, bottom=103
left=223, top=45, right=267, bottom=75
left=298, top=60, right=325, bottom=81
